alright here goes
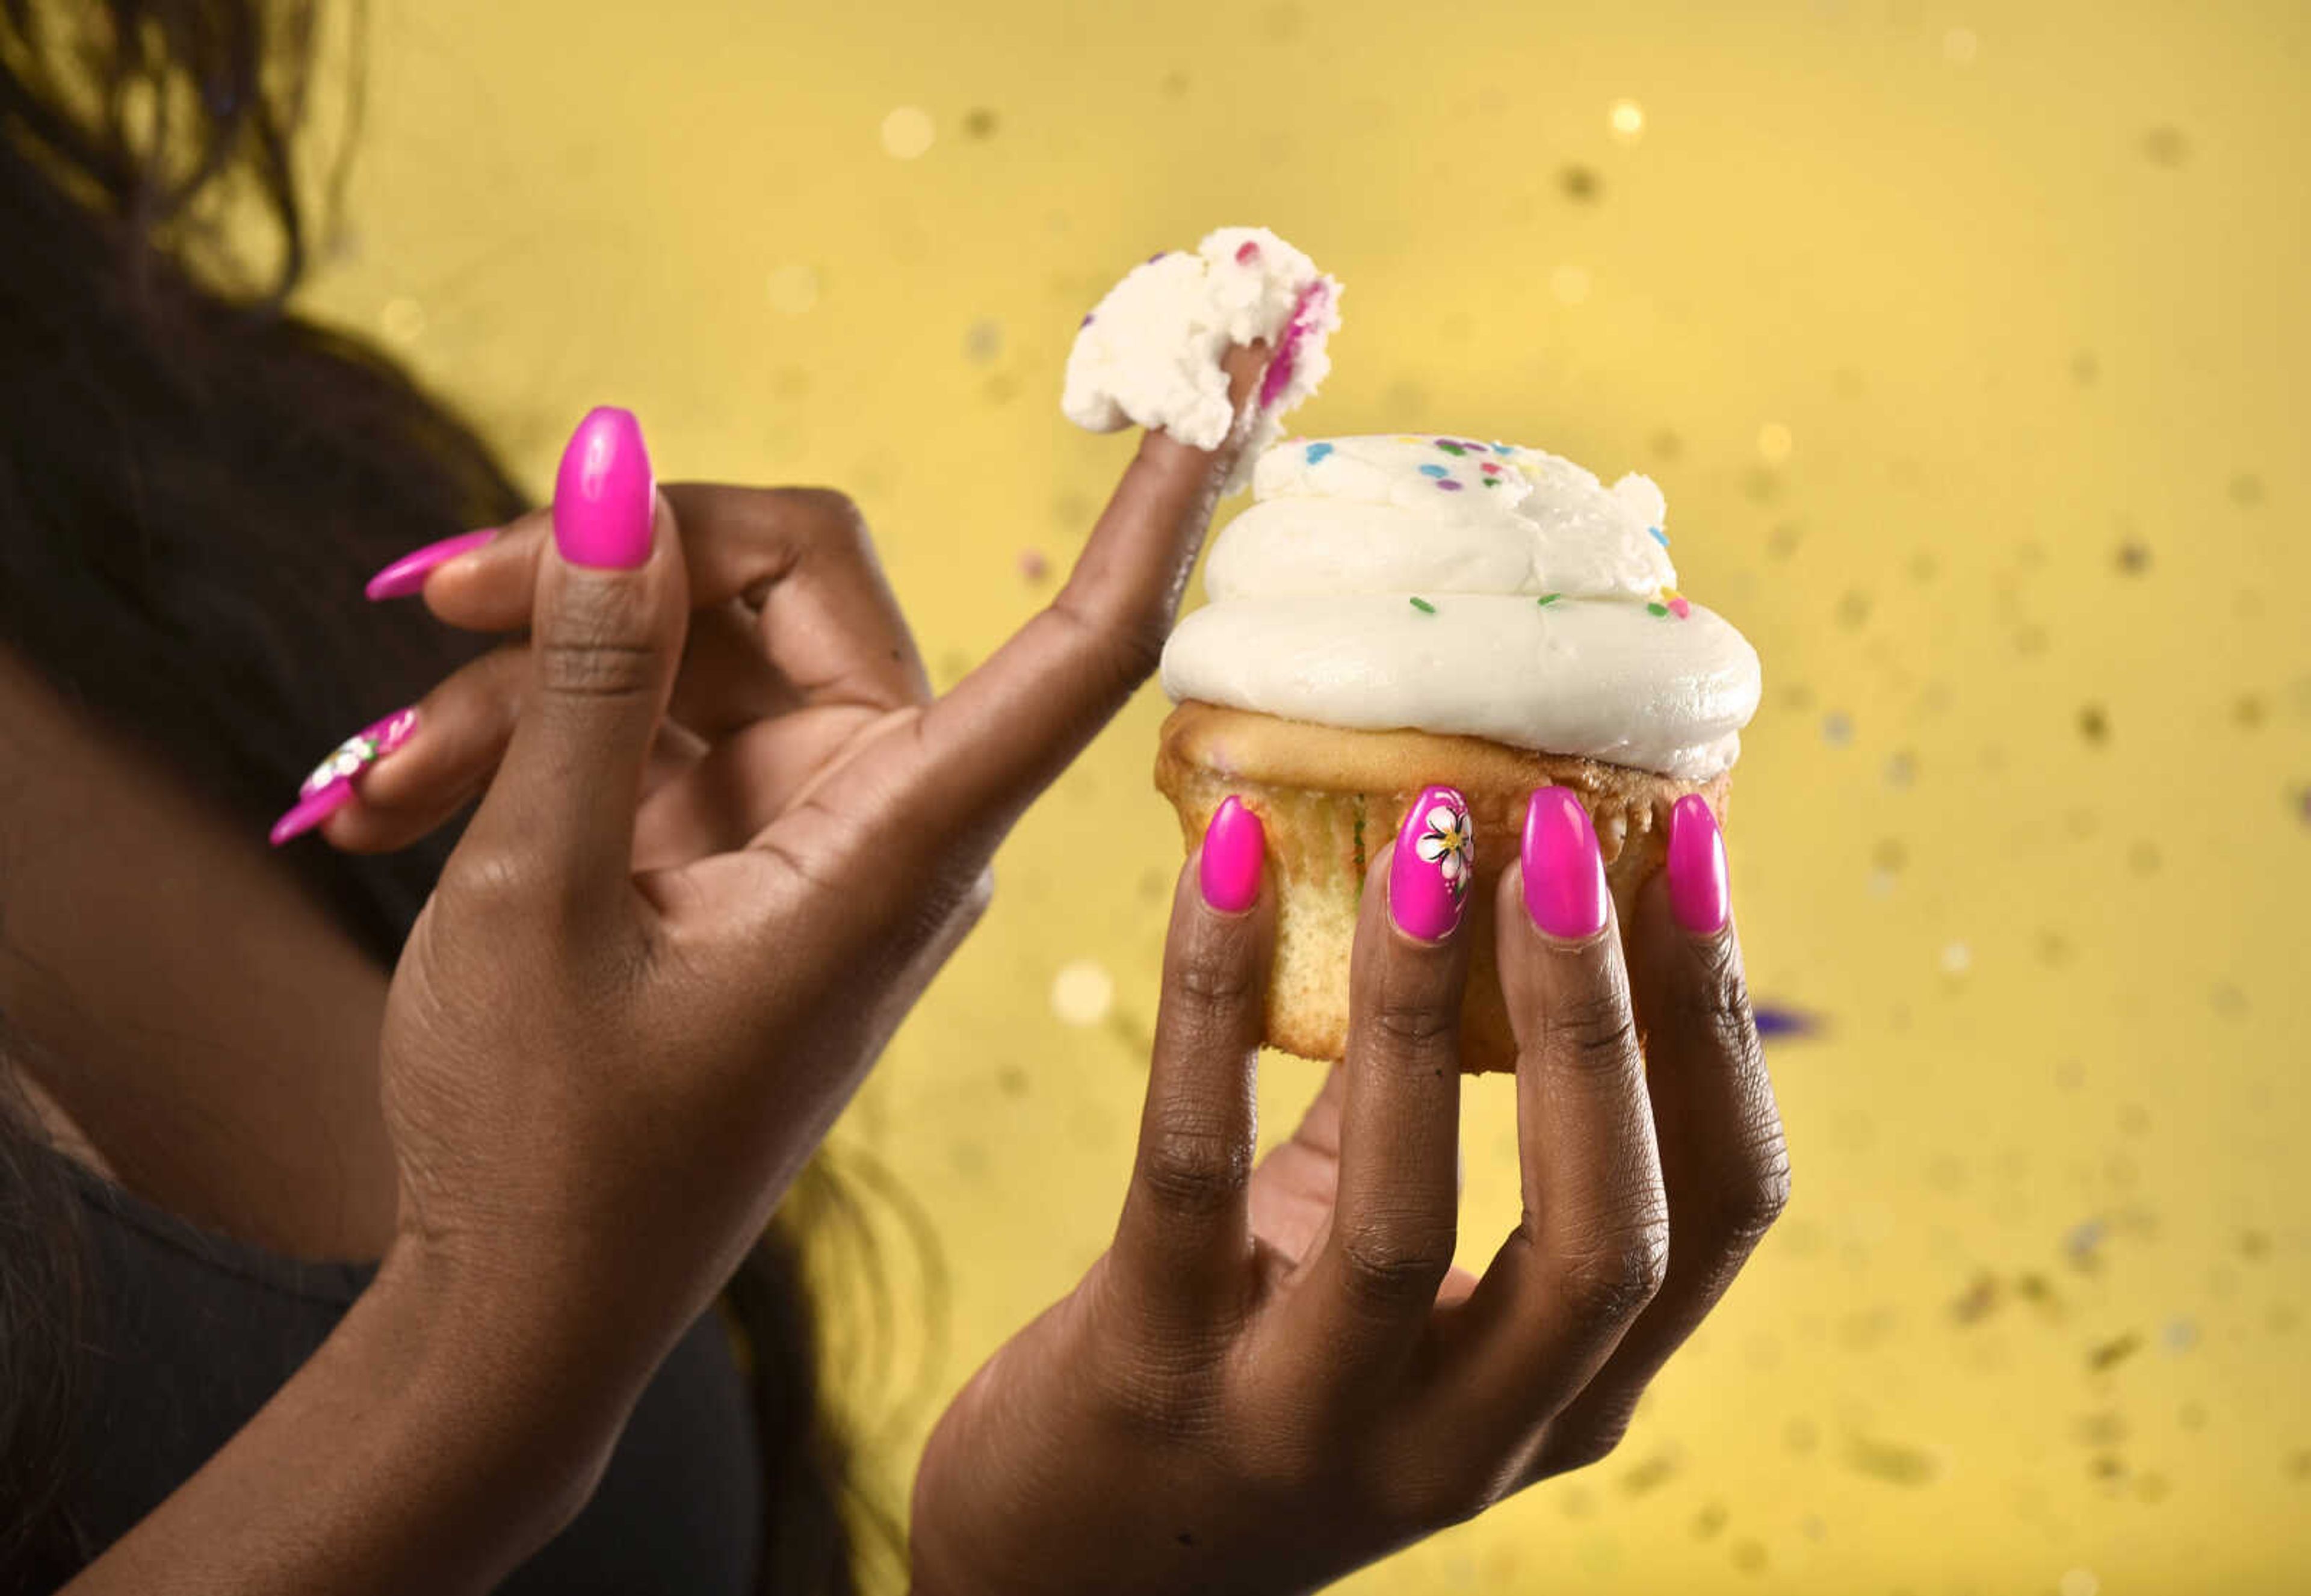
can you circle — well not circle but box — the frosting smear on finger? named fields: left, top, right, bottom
left=1063, top=227, right=1341, bottom=485
left=1162, top=435, right=1763, bottom=780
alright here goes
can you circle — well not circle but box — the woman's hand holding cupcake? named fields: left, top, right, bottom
left=911, top=787, right=1788, bottom=1596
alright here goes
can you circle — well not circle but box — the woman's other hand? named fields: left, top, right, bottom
left=353, top=364, right=1261, bottom=1423
left=910, top=789, right=1790, bottom=1595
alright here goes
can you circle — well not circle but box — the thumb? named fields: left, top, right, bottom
left=460, top=406, right=687, bottom=911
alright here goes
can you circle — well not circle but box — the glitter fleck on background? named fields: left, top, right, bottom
left=319, top=2, right=2307, bottom=1589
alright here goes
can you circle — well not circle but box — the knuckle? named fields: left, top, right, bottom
left=443, top=843, right=543, bottom=922
left=1136, top=1124, right=1252, bottom=1217
left=1334, top=1217, right=1456, bottom=1310
left=1165, top=947, right=1260, bottom=1015
left=1372, top=997, right=1459, bottom=1050
left=791, top=485, right=868, bottom=543
left=1556, top=1225, right=1671, bottom=1330
left=1542, top=991, right=1642, bottom=1075
left=1675, top=939, right=1762, bottom=1056
left=531, top=633, right=661, bottom=707
left=1544, top=1412, right=1636, bottom=1476
left=1713, top=1137, right=1794, bottom=1254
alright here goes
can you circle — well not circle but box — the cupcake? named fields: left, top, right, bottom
left=1156, top=434, right=1762, bottom=1072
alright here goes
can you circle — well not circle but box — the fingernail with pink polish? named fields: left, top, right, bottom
left=270, top=708, right=418, bottom=846
left=363, top=529, right=497, bottom=601
left=554, top=407, right=655, bottom=570
left=1666, top=793, right=1730, bottom=936
left=1522, top=787, right=1607, bottom=941
left=1388, top=784, right=1473, bottom=942
left=1199, top=796, right=1264, bottom=914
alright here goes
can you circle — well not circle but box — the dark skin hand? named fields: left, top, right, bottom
left=910, top=823, right=1789, bottom=1593
left=61, top=353, right=1269, bottom=1594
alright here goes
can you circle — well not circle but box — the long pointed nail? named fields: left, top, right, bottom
left=1667, top=793, right=1730, bottom=935
left=554, top=407, right=655, bottom=570
left=270, top=782, right=353, bottom=847
left=1523, top=787, right=1607, bottom=941
left=1388, top=784, right=1473, bottom=941
left=1199, top=796, right=1265, bottom=914
left=270, top=708, right=418, bottom=846
left=363, top=529, right=497, bottom=600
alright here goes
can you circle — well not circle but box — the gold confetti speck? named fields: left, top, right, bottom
left=1845, top=1432, right=1943, bottom=1486
left=379, top=297, right=425, bottom=345
left=1608, top=99, right=1645, bottom=141
left=880, top=105, right=935, bottom=159
left=766, top=264, right=820, bottom=315
left=2142, top=125, right=2189, bottom=165
left=1757, top=422, right=1794, bottom=463
left=1050, top=960, right=1115, bottom=1027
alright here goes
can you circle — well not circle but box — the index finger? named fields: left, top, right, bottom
left=895, top=342, right=1269, bottom=829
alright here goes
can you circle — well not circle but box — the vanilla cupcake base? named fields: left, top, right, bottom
left=1156, top=701, right=1730, bottom=1074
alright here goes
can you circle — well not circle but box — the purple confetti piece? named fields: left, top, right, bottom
left=1754, top=1004, right=1821, bottom=1039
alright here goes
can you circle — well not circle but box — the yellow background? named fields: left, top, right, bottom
left=310, top=2, right=2309, bottom=1589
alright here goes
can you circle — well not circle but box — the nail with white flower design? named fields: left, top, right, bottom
left=269, top=707, right=419, bottom=847
left=1387, top=784, right=1474, bottom=942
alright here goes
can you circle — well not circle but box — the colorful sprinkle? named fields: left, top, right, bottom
left=1304, top=441, right=1334, bottom=464
left=1080, top=312, right=1094, bottom=327
left=1536, top=593, right=1561, bottom=605
left=1409, top=596, right=1437, bottom=614
left=1668, top=595, right=1691, bottom=618
left=1647, top=602, right=1670, bottom=617
left=1435, top=479, right=1464, bottom=491
left=1418, top=463, right=1449, bottom=478
left=1648, top=525, right=1671, bottom=547
left=1234, top=240, right=1261, bottom=265
left=1480, top=477, right=1501, bottom=487
left=1435, top=439, right=1467, bottom=456
left=1480, top=461, right=1503, bottom=475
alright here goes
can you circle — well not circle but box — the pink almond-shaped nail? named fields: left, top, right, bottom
left=1199, top=796, right=1265, bottom=914
left=554, top=406, right=655, bottom=570
left=1388, top=784, right=1474, bottom=942
left=270, top=780, right=354, bottom=847
left=362, top=529, right=497, bottom=601
left=1667, top=793, right=1730, bottom=936
left=1522, top=787, right=1607, bottom=941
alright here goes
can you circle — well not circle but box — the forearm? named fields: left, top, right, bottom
left=64, top=1242, right=646, bottom=1596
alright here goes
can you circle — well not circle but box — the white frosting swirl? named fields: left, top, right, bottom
left=1162, top=435, right=1762, bottom=779
left=1063, top=227, right=1341, bottom=492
